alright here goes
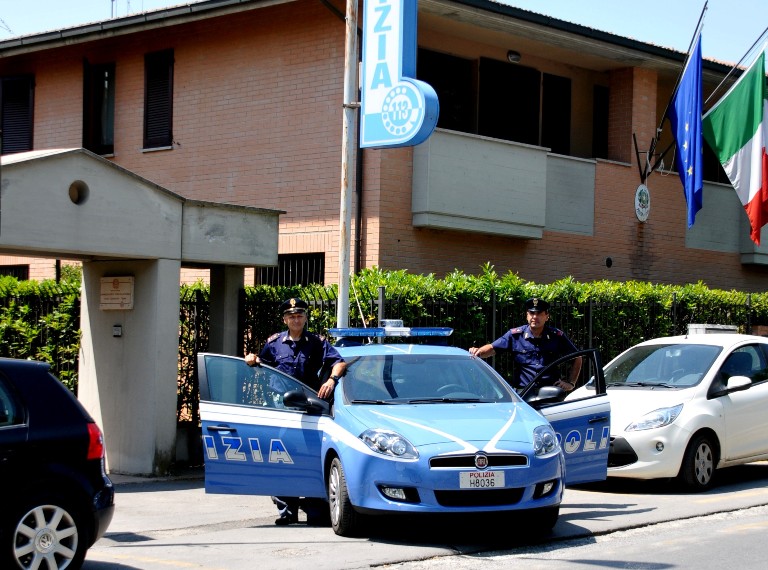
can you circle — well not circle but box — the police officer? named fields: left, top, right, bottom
left=468, top=297, right=581, bottom=391
left=245, top=297, right=346, bottom=525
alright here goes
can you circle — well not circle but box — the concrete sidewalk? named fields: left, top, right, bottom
left=105, top=467, right=287, bottom=538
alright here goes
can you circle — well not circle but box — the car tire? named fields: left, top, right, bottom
left=328, top=457, right=360, bottom=536
left=3, top=496, right=89, bottom=570
left=679, top=434, right=716, bottom=491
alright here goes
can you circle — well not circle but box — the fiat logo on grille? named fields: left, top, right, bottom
left=474, top=453, right=489, bottom=469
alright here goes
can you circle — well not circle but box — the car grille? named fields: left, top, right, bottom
left=608, top=436, right=638, bottom=467
left=429, top=454, right=528, bottom=468
left=434, top=488, right=525, bottom=507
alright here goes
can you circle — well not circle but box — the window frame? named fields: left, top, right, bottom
left=83, top=60, right=116, bottom=155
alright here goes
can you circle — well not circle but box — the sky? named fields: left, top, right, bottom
left=0, top=0, right=767, bottom=66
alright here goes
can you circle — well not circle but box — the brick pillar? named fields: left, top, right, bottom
left=608, top=67, right=658, bottom=168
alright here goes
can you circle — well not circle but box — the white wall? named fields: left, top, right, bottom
left=78, top=259, right=181, bottom=475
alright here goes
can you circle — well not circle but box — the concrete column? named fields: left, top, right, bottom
left=78, top=258, right=181, bottom=476
left=208, top=265, right=244, bottom=356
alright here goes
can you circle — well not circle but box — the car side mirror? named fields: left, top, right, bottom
left=524, top=385, right=566, bottom=408
left=282, top=390, right=330, bottom=415
left=726, top=375, right=751, bottom=392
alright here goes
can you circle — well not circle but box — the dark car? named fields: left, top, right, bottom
left=0, top=358, right=114, bottom=569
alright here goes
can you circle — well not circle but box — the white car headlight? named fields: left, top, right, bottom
left=626, top=404, right=683, bottom=431
left=360, top=429, right=419, bottom=459
left=533, top=425, right=559, bottom=456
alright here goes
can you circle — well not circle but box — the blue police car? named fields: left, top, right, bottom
left=198, top=325, right=609, bottom=536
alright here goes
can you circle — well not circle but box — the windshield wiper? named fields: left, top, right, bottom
left=610, top=381, right=675, bottom=388
left=350, top=399, right=399, bottom=405
left=406, top=397, right=484, bottom=404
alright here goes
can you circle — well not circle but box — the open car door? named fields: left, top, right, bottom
left=198, top=353, right=330, bottom=498
left=521, top=349, right=610, bottom=486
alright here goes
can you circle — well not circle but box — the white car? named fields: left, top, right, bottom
left=569, top=333, right=768, bottom=491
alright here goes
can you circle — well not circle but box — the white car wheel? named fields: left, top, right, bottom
left=679, top=434, right=716, bottom=491
left=10, top=500, right=86, bottom=570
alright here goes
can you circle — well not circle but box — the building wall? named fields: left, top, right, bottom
left=2, top=1, right=768, bottom=292
left=2, top=0, right=348, bottom=282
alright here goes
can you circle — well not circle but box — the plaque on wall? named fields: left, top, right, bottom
left=100, top=276, right=134, bottom=310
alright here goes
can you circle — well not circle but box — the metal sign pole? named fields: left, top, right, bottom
left=336, top=0, right=359, bottom=328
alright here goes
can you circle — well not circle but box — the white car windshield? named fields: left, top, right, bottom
left=342, top=354, right=518, bottom=403
left=605, top=343, right=721, bottom=388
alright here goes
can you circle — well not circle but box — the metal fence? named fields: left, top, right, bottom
left=175, top=287, right=761, bottom=425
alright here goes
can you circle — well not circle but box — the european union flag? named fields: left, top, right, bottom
left=668, top=35, right=704, bottom=228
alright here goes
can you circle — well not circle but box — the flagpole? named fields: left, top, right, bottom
left=655, top=2, right=708, bottom=141
left=647, top=2, right=707, bottom=175
left=705, top=26, right=768, bottom=107
left=643, top=2, right=707, bottom=178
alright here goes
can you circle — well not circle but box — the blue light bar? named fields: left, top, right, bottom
left=328, top=327, right=385, bottom=337
left=328, top=327, right=453, bottom=338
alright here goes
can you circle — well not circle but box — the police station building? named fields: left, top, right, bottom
left=1, top=0, right=766, bottom=290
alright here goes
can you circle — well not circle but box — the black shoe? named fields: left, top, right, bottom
left=274, top=513, right=298, bottom=526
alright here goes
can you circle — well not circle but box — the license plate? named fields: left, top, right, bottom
left=459, top=470, right=504, bottom=489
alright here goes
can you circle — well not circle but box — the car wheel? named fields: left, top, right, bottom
left=328, top=457, right=360, bottom=536
left=679, top=434, right=716, bottom=491
left=4, top=497, right=88, bottom=570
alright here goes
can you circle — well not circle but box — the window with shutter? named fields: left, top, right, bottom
left=0, top=265, right=29, bottom=280
left=1, top=75, right=34, bottom=155
left=143, top=49, right=174, bottom=149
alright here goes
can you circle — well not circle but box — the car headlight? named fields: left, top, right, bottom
left=626, top=404, right=683, bottom=431
left=533, top=425, right=559, bottom=456
left=360, top=429, right=419, bottom=459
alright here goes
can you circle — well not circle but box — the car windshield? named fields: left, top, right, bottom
left=342, top=353, right=518, bottom=403
left=604, top=343, right=721, bottom=388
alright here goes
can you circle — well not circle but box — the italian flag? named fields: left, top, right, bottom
left=702, top=50, right=768, bottom=245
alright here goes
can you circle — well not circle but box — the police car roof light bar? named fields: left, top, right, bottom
left=328, top=326, right=453, bottom=338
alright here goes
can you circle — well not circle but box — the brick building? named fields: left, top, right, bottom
left=2, top=0, right=767, bottom=291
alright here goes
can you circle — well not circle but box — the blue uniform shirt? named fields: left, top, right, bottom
left=259, top=330, right=344, bottom=391
left=491, top=324, right=578, bottom=388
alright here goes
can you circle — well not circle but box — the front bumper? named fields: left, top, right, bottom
left=341, top=446, right=564, bottom=514
left=607, top=426, right=691, bottom=479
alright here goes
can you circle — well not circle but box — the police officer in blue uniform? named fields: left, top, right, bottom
left=245, top=298, right=346, bottom=525
left=469, top=298, right=581, bottom=391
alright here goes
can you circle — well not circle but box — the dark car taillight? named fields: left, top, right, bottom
left=87, top=423, right=105, bottom=460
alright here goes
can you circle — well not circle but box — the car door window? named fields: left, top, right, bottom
left=200, top=354, right=307, bottom=409
left=720, top=346, right=763, bottom=382
left=522, top=349, right=606, bottom=405
left=0, top=377, right=22, bottom=427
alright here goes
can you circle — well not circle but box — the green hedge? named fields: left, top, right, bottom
left=0, top=276, right=82, bottom=391
left=3, top=266, right=767, bottom=397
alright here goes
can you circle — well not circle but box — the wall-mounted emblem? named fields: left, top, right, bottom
left=635, top=184, right=650, bottom=222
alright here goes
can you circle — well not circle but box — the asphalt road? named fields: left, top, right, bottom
left=84, top=463, right=768, bottom=569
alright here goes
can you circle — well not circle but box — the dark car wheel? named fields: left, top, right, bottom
left=6, top=498, right=88, bottom=570
left=679, top=434, right=716, bottom=491
left=328, top=457, right=360, bottom=537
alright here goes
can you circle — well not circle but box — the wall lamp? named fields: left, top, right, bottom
left=506, top=50, right=521, bottom=63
